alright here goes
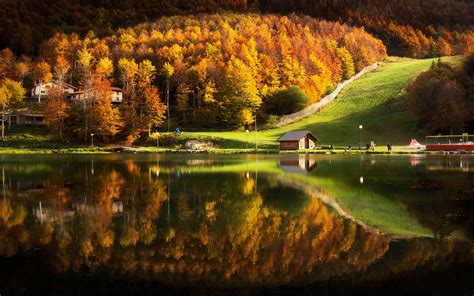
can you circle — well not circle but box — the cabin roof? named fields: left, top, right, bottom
left=278, top=131, right=318, bottom=142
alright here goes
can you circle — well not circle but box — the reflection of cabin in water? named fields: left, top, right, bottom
left=74, top=201, right=124, bottom=216
left=278, top=131, right=319, bottom=150
left=33, top=202, right=75, bottom=223
left=33, top=200, right=125, bottom=223
left=279, top=155, right=317, bottom=174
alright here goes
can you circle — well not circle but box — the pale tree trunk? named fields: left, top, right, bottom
left=38, top=80, right=43, bottom=103
left=166, top=79, right=170, bottom=132
left=1, top=106, right=5, bottom=141
left=59, top=79, right=64, bottom=142
left=84, top=96, right=88, bottom=143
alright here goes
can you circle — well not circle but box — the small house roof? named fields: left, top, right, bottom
left=33, top=80, right=78, bottom=90
left=71, top=87, right=123, bottom=95
left=111, top=86, right=123, bottom=92
left=278, top=131, right=318, bottom=142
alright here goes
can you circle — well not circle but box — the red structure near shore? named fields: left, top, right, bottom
left=426, top=144, right=474, bottom=151
left=425, top=134, right=474, bottom=151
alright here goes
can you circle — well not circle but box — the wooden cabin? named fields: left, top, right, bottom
left=278, top=131, right=319, bottom=150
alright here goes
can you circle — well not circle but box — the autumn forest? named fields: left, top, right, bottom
left=0, top=0, right=473, bottom=144
left=1, top=13, right=388, bottom=143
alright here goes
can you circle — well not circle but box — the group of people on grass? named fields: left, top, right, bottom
left=340, top=142, right=392, bottom=152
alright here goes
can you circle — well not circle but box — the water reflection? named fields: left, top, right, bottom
left=279, top=154, right=317, bottom=174
left=0, top=154, right=473, bottom=292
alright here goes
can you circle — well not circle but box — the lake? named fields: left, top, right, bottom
left=0, top=154, right=473, bottom=295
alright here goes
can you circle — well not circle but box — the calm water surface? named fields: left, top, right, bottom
left=0, top=154, right=473, bottom=295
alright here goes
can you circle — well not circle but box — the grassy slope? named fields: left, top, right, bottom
left=192, top=56, right=461, bottom=149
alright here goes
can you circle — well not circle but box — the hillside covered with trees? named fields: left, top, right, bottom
left=0, top=14, right=387, bottom=143
left=407, top=55, right=474, bottom=133
left=1, top=0, right=473, bottom=58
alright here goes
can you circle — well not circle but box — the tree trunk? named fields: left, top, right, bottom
left=192, top=90, right=196, bottom=121
left=255, top=113, right=258, bottom=151
left=38, top=80, right=43, bottom=103
left=58, top=112, right=63, bottom=141
left=166, top=80, right=170, bottom=132
left=84, top=100, right=88, bottom=143
left=1, top=106, right=5, bottom=141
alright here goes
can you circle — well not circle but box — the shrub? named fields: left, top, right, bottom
left=264, top=86, right=310, bottom=116
left=262, top=115, right=280, bottom=129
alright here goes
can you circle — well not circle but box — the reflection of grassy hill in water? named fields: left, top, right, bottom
left=164, top=158, right=433, bottom=238
left=297, top=176, right=433, bottom=238
left=262, top=186, right=311, bottom=216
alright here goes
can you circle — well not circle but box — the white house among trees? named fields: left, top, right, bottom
left=31, top=80, right=77, bottom=99
left=70, top=87, right=123, bottom=103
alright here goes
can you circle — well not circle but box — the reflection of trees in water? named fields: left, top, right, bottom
left=0, top=160, right=472, bottom=286
left=406, top=168, right=474, bottom=239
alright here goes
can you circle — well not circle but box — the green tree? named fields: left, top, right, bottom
left=264, top=86, right=310, bottom=116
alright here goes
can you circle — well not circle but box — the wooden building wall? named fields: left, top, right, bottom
left=280, top=141, right=299, bottom=150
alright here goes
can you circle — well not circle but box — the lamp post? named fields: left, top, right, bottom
left=254, top=113, right=258, bottom=151
left=90, top=133, right=94, bottom=147
left=245, top=129, right=249, bottom=151
left=358, top=125, right=363, bottom=150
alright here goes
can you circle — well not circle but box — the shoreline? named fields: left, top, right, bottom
left=0, top=147, right=473, bottom=155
